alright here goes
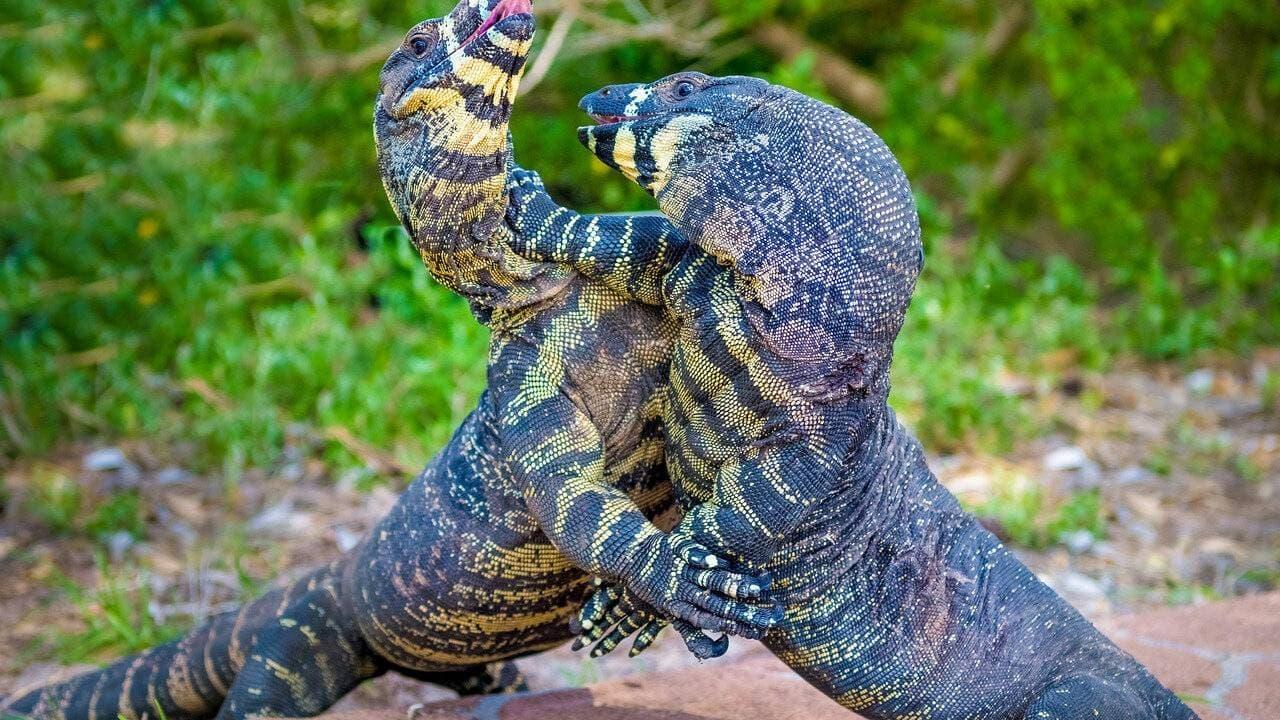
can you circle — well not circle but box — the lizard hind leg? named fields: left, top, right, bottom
left=0, top=565, right=340, bottom=720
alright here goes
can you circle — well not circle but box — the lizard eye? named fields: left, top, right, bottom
left=408, top=35, right=433, bottom=58
left=673, top=80, right=697, bottom=99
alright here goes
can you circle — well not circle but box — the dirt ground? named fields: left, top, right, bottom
left=2, top=353, right=1277, bottom=710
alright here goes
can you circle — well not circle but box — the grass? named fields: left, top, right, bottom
left=20, top=465, right=146, bottom=542
left=40, top=557, right=187, bottom=664
left=1, top=1, right=1276, bottom=478
left=965, top=471, right=1108, bottom=551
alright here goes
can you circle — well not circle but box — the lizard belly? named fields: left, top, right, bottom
left=353, top=280, right=677, bottom=671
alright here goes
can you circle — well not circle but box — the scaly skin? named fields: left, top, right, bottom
left=0, top=6, right=765, bottom=719
left=509, top=72, right=1199, bottom=719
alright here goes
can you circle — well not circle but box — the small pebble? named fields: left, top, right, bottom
left=1114, top=466, right=1151, bottom=485
left=154, top=466, right=190, bottom=485
left=1185, top=368, right=1215, bottom=395
left=1060, top=529, right=1096, bottom=556
left=1044, top=446, right=1090, bottom=472
left=83, top=447, right=128, bottom=472
left=105, top=530, right=136, bottom=561
left=334, top=526, right=363, bottom=553
left=1059, top=571, right=1106, bottom=600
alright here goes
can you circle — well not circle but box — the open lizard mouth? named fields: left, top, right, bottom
left=588, top=112, right=655, bottom=126
left=380, top=0, right=533, bottom=122
left=463, top=0, right=533, bottom=47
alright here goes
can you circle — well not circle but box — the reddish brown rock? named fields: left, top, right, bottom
left=1227, top=659, right=1280, bottom=720
left=1103, top=592, right=1280, bottom=656
left=399, top=655, right=851, bottom=720
left=313, top=593, right=1280, bottom=720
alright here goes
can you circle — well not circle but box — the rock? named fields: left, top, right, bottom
left=308, top=594, right=1280, bottom=720
left=1185, top=368, right=1215, bottom=395
left=154, top=466, right=190, bottom=485
left=104, top=530, right=136, bottom=561
left=280, top=462, right=305, bottom=482
left=334, top=526, right=363, bottom=553
left=1044, top=446, right=1090, bottom=472
left=247, top=501, right=313, bottom=537
left=83, top=447, right=128, bottom=472
left=1114, top=465, right=1152, bottom=485
left=1058, top=570, right=1107, bottom=600
left=1060, top=529, right=1096, bottom=555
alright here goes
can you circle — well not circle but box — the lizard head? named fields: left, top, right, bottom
left=374, top=0, right=571, bottom=312
left=576, top=72, right=771, bottom=198
left=581, top=72, right=923, bottom=393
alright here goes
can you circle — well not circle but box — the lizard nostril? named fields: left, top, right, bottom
left=600, top=88, right=611, bottom=97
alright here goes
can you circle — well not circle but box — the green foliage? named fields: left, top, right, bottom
left=1046, top=488, right=1106, bottom=544
left=42, top=557, right=186, bottom=663
left=1263, top=368, right=1280, bottom=412
left=968, top=476, right=1107, bottom=550
left=1163, top=581, right=1221, bottom=607
left=1, top=0, right=1276, bottom=468
left=85, top=490, right=146, bottom=541
left=23, top=468, right=82, bottom=536
left=21, top=467, right=146, bottom=541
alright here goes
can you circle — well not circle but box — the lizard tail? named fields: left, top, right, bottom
left=1, top=563, right=341, bottom=720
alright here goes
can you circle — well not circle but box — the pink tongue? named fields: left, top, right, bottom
left=463, top=0, right=533, bottom=46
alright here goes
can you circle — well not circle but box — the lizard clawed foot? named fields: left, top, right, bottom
left=633, top=535, right=780, bottom=636
left=570, top=585, right=731, bottom=661
left=570, top=537, right=780, bottom=660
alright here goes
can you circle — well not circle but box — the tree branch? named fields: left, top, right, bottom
left=751, top=22, right=887, bottom=118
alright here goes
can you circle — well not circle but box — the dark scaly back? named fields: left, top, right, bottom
left=573, top=74, right=1197, bottom=719
left=2, top=4, right=550, bottom=719
left=579, top=73, right=922, bottom=396
left=354, top=0, right=687, bottom=672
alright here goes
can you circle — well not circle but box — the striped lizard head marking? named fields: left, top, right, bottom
left=374, top=0, right=570, bottom=313
left=376, top=0, right=533, bottom=126
left=580, top=72, right=923, bottom=378
left=576, top=72, right=771, bottom=197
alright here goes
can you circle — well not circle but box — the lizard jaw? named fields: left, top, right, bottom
left=588, top=113, right=653, bottom=126
left=463, top=0, right=533, bottom=46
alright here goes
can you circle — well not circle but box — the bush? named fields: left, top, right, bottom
left=2, top=0, right=1276, bottom=467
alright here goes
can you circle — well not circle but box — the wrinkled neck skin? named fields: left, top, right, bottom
left=375, top=2, right=571, bottom=320
left=381, top=130, right=571, bottom=318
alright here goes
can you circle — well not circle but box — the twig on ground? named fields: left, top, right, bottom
left=182, top=378, right=233, bottom=413
left=56, top=345, right=119, bottom=369
left=176, top=20, right=258, bottom=46
left=302, top=37, right=400, bottom=80
left=940, top=1, right=1031, bottom=98
left=323, top=425, right=411, bottom=477
left=233, top=276, right=313, bottom=300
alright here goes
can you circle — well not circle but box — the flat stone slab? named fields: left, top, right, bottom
left=1098, top=592, right=1280, bottom=720
left=318, top=593, right=1280, bottom=720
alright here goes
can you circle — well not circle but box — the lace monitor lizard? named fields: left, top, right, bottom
left=506, top=72, right=1200, bottom=719
left=0, top=6, right=770, bottom=719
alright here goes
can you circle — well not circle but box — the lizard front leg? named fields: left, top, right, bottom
left=505, top=167, right=684, bottom=306
left=497, top=368, right=777, bottom=637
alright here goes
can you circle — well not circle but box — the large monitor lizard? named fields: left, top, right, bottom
left=507, top=73, right=1199, bottom=719
left=0, top=5, right=768, bottom=719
